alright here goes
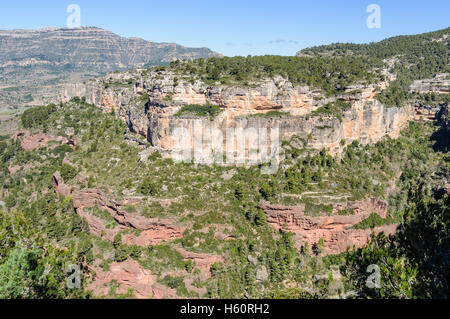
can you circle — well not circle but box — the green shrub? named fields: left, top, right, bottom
left=311, top=101, right=350, bottom=121
left=161, top=275, right=184, bottom=289
left=250, top=111, right=291, bottom=118
left=175, top=103, right=222, bottom=119
left=168, top=55, right=382, bottom=95
left=337, top=208, right=355, bottom=216
left=148, top=151, right=162, bottom=161
left=5, top=195, right=16, bottom=208
left=259, top=180, right=279, bottom=201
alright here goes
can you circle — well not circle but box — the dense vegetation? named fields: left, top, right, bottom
left=0, top=99, right=448, bottom=299
left=300, top=27, right=450, bottom=106
left=20, top=103, right=58, bottom=129
left=0, top=202, right=92, bottom=298
left=148, top=28, right=450, bottom=111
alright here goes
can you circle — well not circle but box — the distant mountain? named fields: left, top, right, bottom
left=0, top=27, right=222, bottom=111
left=297, top=27, right=450, bottom=106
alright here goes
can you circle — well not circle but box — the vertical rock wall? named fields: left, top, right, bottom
left=61, top=74, right=414, bottom=161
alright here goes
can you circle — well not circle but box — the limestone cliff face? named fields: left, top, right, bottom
left=62, top=71, right=414, bottom=159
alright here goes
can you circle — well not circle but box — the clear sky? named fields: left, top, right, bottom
left=0, top=0, right=448, bottom=56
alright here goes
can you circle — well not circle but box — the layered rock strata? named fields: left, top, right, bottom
left=409, top=74, right=450, bottom=94
left=261, top=198, right=397, bottom=255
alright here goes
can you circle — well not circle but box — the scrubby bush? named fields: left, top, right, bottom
left=175, top=103, right=222, bottom=119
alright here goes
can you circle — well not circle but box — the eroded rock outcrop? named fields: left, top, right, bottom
left=261, top=198, right=397, bottom=255
left=73, top=188, right=184, bottom=245
left=88, top=259, right=177, bottom=299
left=21, top=133, right=67, bottom=151
left=177, top=248, right=224, bottom=270
left=62, top=71, right=414, bottom=159
left=177, top=248, right=224, bottom=283
left=52, top=172, right=72, bottom=197
left=51, top=173, right=184, bottom=246
left=8, top=163, right=35, bottom=175
left=121, top=222, right=184, bottom=247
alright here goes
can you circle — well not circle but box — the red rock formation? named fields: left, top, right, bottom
left=62, top=158, right=73, bottom=166
left=261, top=198, right=397, bottom=255
left=177, top=248, right=224, bottom=281
left=73, top=189, right=183, bottom=239
left=332, top=198, right=388, bottom=218
left=72, top=188, right=115, bottom=214
left=177, top=248, right=224, bottom=270
left=12, top=130, right=29, bottom=142
left=14, top=131, right=76, bottom=152
left=184, top=278, right=207, bottom=297
left=122, top=222, right=184, bottom=246
left=8, top=165, right=21, bottom=174
left=88, top=260, right=177, bottom=299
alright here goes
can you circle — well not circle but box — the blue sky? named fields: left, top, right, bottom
left=0, top=0, right=448, bottom=56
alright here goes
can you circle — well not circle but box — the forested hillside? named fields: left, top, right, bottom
left=298, top=28, right=450, bottom=106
